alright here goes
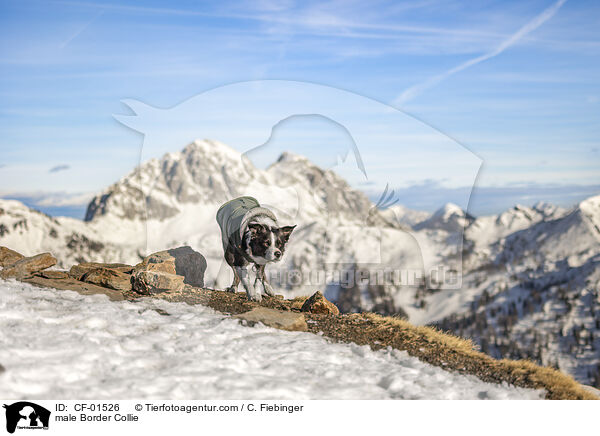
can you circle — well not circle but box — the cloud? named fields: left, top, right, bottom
left=394, top=0, right=568, bottom=105
left=49, top=164, right=71, bottom=173
left=60, top=9, right=104, bottom=49
left=0, top=190, right=93, bottom=207
left=0, top=191, right=93, bottom=218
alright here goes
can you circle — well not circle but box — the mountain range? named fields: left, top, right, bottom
left=1, top=139, right=599, bottom=386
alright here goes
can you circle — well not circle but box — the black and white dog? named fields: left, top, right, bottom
left=216, top=196, right=295, bottom=301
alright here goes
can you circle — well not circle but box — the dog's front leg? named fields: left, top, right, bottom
left=258, top=265, right=275, bottom=297
left=226, top=266, right=240, bottom=293
left=235, top=266, right=261, bottom=302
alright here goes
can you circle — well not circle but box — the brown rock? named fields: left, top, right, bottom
left=0, top=246, right=24, bottom=267
left=234, top=307, right=308, bottom=332
left=81, top=267, right=132, bottom=291
left=134, top=246, right=206, bottom=288
left=69, top=262, right=133, bottom=281
left=301, top=291, right=340, bottom=315
left=131, top=270, right=185, bottom=295
left=36, top=270, right=69, bottom=280
left=22, top=276, right=124, bottom=301
left=0, top=253, right=57, bottom=279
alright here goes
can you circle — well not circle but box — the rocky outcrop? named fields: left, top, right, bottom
left=131, top=270, right=185, bottom=295
left=23, top=275, right=125, bottom=301
left=301, top=291, right=340, bottom=315
left=0, top=246, right=24, bottom=267
left=234, top=307, right=308, bottom=332
left=133, top=247, right=206, bottom=286
left=36, top=270, right=69, bottom=280
left=80, top=267, right=132, bottom=292
left=0, top=253, right=57, bottom=279
left=131, top=246, right=206, bottom=294
left=69, top=262, right=133, bottom=280
left=68, top=262, right=134, bottom=291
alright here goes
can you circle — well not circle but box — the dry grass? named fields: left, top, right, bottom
left=169, top=287, right=597, bottom=399
left=314, top=312, right=597, bottom=400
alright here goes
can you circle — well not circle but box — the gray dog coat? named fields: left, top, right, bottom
left=216, top=196, right=278, bottom=253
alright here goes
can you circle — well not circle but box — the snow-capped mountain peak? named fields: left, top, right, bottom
left=414, top=202, right=473, bottom=233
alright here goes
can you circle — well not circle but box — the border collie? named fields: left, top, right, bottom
left=216, top=196, right=295, bottom=301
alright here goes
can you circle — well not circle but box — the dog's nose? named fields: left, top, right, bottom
left=274, top=250, right=281, bottom=258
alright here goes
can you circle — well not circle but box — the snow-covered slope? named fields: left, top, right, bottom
left=465, top=203, right=567, bottom=255
left=382, top=204, right=430, bottom=228
left=0, top=280, right=544, bottom=400
left=429, top=196, right=600, bottom=386
left=415, top=203, right=474, bottom=233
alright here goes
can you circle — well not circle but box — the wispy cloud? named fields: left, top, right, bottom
left=49, top=164, right=71, bottom=173
left=394, top=0, right=568, bottom=106
left=56, top=0, right=510, bottom=39
left=60, top=9, right=104, bottom=49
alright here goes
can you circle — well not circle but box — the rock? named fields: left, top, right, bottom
left=69, top=262, right=133, bottom=281
left=133, top=246, right=206, bottom=288
left=0, top=253, right=57, bottom=279
left=301, top=291, right=340, bottom=315
left=36, top=270, right=69, bottom=280
left=131, top=271, right=185, bottom=295
left=234, top=307, right=308, bottom=332
left=0, top=246, right=24, bottom=267
left=81, top=267, right=132, bottom=291
left=22, top=276, right=125, bottom=301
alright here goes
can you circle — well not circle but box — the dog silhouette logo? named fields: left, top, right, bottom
left=3, top=402, right=50, bottom=434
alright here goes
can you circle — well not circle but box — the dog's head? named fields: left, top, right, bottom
left=245, top=221, right=296, bottom=265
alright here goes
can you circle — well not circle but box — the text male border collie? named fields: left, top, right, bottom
left=216, top=196, right=295, bottom=301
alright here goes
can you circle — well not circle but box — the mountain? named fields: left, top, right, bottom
left=381, top=204, right=430, bottom=228
left=414, top=203, right=474, bottom=233
left=8, top=140, right=423, bottom=314
left=432, top=196, right=600, bottom=386
left=2, top=138, right=600, bottom=386
left=0, top=199, right=140, bottom=268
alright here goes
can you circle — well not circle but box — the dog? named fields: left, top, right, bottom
left=216, top=196, right=295, bottom=301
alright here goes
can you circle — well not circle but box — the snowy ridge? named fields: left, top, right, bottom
left=431, top=195, right=600, bottom=386
left=0, top=280, right=544, bottom=400
left=415, top=203, right=474, bottom=233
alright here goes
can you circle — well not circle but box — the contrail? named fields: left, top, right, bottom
left=394, top=0, right=567, bottom=106
left=60, top=9, right=104, bottom=49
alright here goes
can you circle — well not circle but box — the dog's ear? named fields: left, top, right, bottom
left=279, top=225, right=296, bottom=241
left=247, top=223, right=264, bottom=235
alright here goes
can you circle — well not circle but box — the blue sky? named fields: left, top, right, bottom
left=0, top=0, right=599, bottom=217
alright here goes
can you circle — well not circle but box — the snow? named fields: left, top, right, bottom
left=0, top=280, right=544, bottom=400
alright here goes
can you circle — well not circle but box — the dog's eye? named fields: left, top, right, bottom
left=264, top=240, right=271, bottom=247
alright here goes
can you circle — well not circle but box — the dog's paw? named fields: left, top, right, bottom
left=248, top=293, right=263, bottom=303
left=262, top=283, right=275, bottom=297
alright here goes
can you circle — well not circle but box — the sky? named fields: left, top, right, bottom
left=0, top=0, right=599, bottom=217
